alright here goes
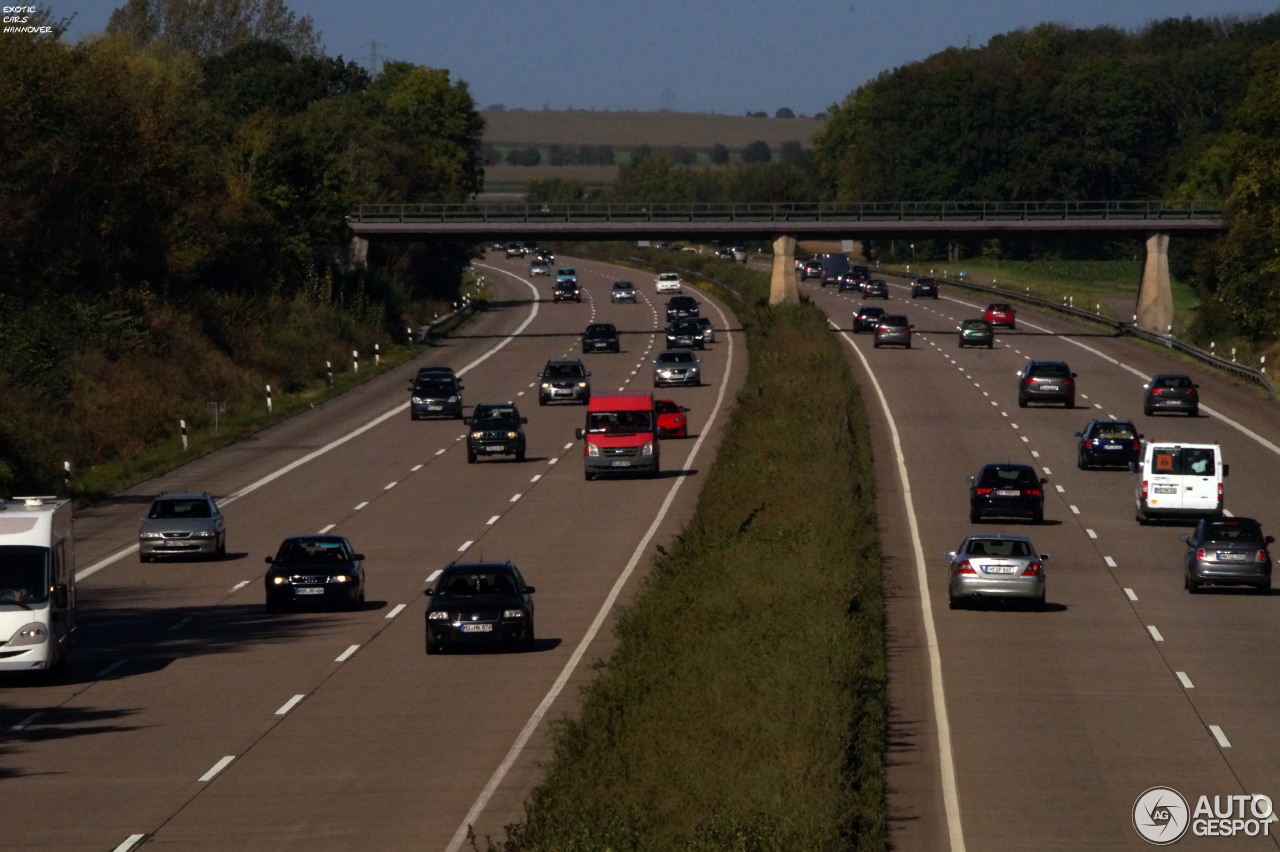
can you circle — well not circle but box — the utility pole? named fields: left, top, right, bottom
left=365, top=40, right=385, bottom=75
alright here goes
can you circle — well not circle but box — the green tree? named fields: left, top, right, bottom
left=107, top=0, right=320, bottom=57
left=742, top=140, right=772, bottom=163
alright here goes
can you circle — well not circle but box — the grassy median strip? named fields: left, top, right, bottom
left=488, top=263, right=887, bottom=851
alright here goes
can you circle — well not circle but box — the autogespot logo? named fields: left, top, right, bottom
left=1134, top=787, right=1190, bottom=845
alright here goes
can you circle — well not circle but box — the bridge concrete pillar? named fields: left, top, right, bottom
left=1135, top=231, right=1173, bottom=333
left=769, top=235, right=799, bottom=305
left=350, top=235, right=369, bottom=271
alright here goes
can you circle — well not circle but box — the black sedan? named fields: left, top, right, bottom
left=968, top=463, right=1046, bottom=524
left=1182, top=517, right=1273, bottom=593
left=264, top=535, right=365, bottom=612
left=425, top=561, right=536, bottom=653
left=581, top=322, right=621, bottom=353
left=853, top=306, right=886, bottom=332
left=1074, top=419, right=1142, bottom=470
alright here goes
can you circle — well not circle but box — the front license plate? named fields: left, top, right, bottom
left=460, top=623, right=492, bottom=633
left=1154, top=485, right=1178, bottom=494
left=984, top=565, right=1018, bottom=574
left=995, top=489, right=1021, bottom=497
left=486, top=445, right=505, bottom=452
left=427, top=405, right=442, bottom=411
left=610, top=460, right=632, bottom=467
left=294, top=587, right=324, bottom=596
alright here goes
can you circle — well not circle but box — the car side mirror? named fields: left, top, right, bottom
left=943, top=551, right=957, bottom=561
left=965, top=475, right=976, bottom=485
left=1071, top=373, right=1078, bottom=378
left=520, top=416, right=528, bottom=424
left=575, top=427, right=585, bottom=440
left=1178, top=534, right=1190, bottom=543
left=54, top=584, right=69, bottom=609
left=1073, top=432, right=1083, bottom=437
left=1039, top=554, right=1050, bottom=561
left=352, top=554, right=365, bottom=561
left=1266, top=536, right=1275, bottom=545
left=656, top=426, right=668, bottom=438
left=1137, top=434, right=1144, bottom=440
left=424, top=588, right=434, bottom=597
left=265, top=556, right=274, bottom=564
left=1039, top=477, right=1048, bottom=485
left=524, top=586, right=536, bottom=594
left=1223, top=464, right=1229, bottom=477
left=1128, top=462, right=1138, bottom=473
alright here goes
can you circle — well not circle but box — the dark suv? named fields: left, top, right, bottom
left=553, top=279, right=582, bottom=302
left=665, top=295, right=700, bottom=320
left=911, top=277, right=939, bottom=298
left=666, top=318, right=705, bottom=349
left=968, top=463, right=1047, bottom=524
left=1143, top=373, right=1199, bottom=417
left=581, top=323, right=620, bottom=354
left=409, top=368, right=464, bottom=420
left=466, top=403, right=527, bottom=464
left=538, top=359, right=591, bottom=405
left=1017, top=360, right=1076, bottom=408
left=1074, top=419, right=1142, bottom=470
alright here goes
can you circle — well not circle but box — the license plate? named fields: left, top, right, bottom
left=1039, top=384, right=1059, bottom=391
left=1216, top=552, right=1247, bottom=561
left=486, top=445, right=505, bottom=451
left=295, top=587, right=324, bottom=595
left=610, top=460, right=632, bottom=467
left=427, top=405, right=442, bottom=410
left=1104, top=443, right=1122, bottom=450
left=1154, top=485, right=1178, bottom=494
left=995, top=489, right=1021, bottom=497
left=460, top=623, right=492, bottom=633
left=984, top=565, right=1018, bottom=574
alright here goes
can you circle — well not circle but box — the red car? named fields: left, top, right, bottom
left=655, top=399, right=690, bottom=438
left=984, top=302, right=1016, bottom=329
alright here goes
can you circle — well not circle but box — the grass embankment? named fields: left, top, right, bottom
left=488, top=251, right=887, bottom=851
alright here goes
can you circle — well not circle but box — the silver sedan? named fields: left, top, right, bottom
left=946, top=533, right=1047, bottom=609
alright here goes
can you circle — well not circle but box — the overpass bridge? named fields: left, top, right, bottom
left=346, top=201, right=1225, bottom=331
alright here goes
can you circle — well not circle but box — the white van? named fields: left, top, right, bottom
left=0, top=497, right=76, bottom=672
left=1133, top=441, right=1228, bottom=524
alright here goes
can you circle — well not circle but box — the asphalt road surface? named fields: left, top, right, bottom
left=801, top=275, right=1280, bottom=851
left=0, top=252, right=746, bottom=851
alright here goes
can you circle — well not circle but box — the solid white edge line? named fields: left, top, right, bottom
left=275, top=694, right=305, bottom=716
left=1209, top=725, right=1231, bottom=748
left=386, top=603, right=407, bottom=620
left=1176, top=671, right=1194, bottom=689
left=334, top=644, right=359, bottom=663
left=112, top=834, right=146, bottom=852
left=198, top=755, right=236, bottom=782
left=9, top=712, right=41, bottom=732
left=830, top=319, right=966, bottom=852
left=444, top=284, right=739, bottom=852
left=1147, top=625, right=1164, bottom=642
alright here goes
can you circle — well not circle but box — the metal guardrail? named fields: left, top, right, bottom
left=925, top=272, right=1274, bottom=392
left=351, top=200, right=1224, bottom=226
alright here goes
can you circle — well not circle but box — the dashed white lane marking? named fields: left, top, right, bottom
left=1070, top=505, right=1080, bottom=514
left=1030, top=449, right=1039, bottom=456
left=97, top=659, right=127, bottom=678
left=199, top=756, right=236, bottom=782
left=548, top=457, right=558, bottom=465
left=1209, top=725, right=1231, bottom=748
left=411, top=464, right=424, bottom=471
left=458, top=540, right=473, bottom=552
left=1176, top=671, right=1194, bottom=689
left=531, top=474, right=542, bottom=482
left=1124, top=588, right=1138, bottom=601
left=1147, top=625, right=1164, bottom=642
left=563, top=443, right=573, bottom=450
left=1105, top=556, right=1118, bottom=568
left=386, top=604, right=406, bottom=620
left=353, top=501, right=368, bottom=511
left=384, top=481, right=397, bottom=490
left=318, top=524, right=335, bottom=534
left=230, top=580, right=251, bottom=593
left=510, top=493, right=522, bottom=502
left=9, top=712, right=41, bottom=732
left=335, top=645, right=359, bottom=663
left=435, top=449, right=447, bottom=456
left=427, top=569, right=442, bottom=583
left=487, top=515, right=500, bottom=525
left=1042, top=467, right=1052, bottom=475
left=112, top=835, right=145, bottom=852
left=275, top=694, right=306, bottom=716
left=1021, top=437, right=1029, bottom=443
left=1054, top=484, right=1065, bottom=493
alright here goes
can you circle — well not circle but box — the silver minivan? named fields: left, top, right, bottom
left=1134, top=441, right=1228, bottom=524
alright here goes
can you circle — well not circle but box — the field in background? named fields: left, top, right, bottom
left=482, top=109, right=824, bottom=147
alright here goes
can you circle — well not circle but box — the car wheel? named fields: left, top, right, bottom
left=987, top=341, right=993, bottom=349
left=1143, top=404, right=1153, bottom=416
left=516, top=448, right=526, bottom=463
left=426, top=642, right=441, bottom=655
left=1065, top=396, right=1075, bottom=409
left=1077, top=452, right=1086, bottom=470
left=948, top=594, right=961, bottom=610
left=905, top=341, right=911, bottom=349
left=1136, top=511, right=1147, bottom=526
left=266, top=597, right=280, bottom=614
left=1187, top=574, right=1202, bottom=594
left=1033, top=511, right=1044, bottom=524
left=1033, top=592, right=1046, bottom=611
left=969, top=508, right=980, bottom=524
left=1188, top=407, right=1199, bottom=417
left=873, top=340, right=880, bottom=348
left=410, top=412, right=420, bottom=421
left=140, top=553, right=152, bottom=564
left=467, top=451, right=476, bottom=464
left=1017, top=396, right=1027, bottom=408
left=538, top=396, right=547, bottom=406
left=524, top=620, right=536, bottom=649
left=217, top=537, right=226, bottom=558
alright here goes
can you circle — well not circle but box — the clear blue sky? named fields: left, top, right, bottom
left=59, top=0, right=1280, bottom=116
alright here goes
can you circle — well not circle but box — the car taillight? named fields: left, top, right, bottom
left=1026, top=489, right=1042, bottom=497
left=1024, top=377, right=1034, bottom=384
left=1063, top=378, right=1074, bottom=384
left=975, top=487, right=993, bottom=495
left=1218, top=483, right=1223, bottom=501
left=1187, top=388, right=1197, bottom=396
left=1258, top=550, right=1269, bottom=563
left=1141, top=480, right=1149, bottom=499
left=1133, top=440, right=1141, bottom=452
left=1022, top=562, right=1042, bottom=576
left=1151, top=388, right=1162, bottom=394
left=1196, top=549, right=1206, bottom=560
left=956, top=560, right=977, bottom=574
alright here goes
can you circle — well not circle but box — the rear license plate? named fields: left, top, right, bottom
left=1039, top=384, right=1059, bottom=391
left=984, top=565, right=1018, bottom=574
left=1217, top=552, right=1248, bottom=561
left=295, top=587, right=324, bottom=596
left=460, top=623, right=492, bottom=633
left=995, top=489, right=1021, bottom=497
left=611, top=460, right=632, bottom=467
left=1104, top=443, right=1122, bottom=450
left=1154, top=485, right=1178, bottom=494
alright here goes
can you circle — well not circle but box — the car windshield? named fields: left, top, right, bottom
left=545, top=363, right=584, bottom=378
left=414, top=380, right=453, bottom=395
left=979, top=467, right=1038, bottom=487
left=1031, top=364, right=1071, bottom=379
left=439, top=570, right=519, bottom=596
left=660, top=352, right=696, bottom=364
left=989, top=304, right=1011, bottom=312
left=586, top=325, right=614, bottom=335
left=1203, top=521, right=1263, bottom=544
left=476, top=407, right=517, bottom=422
left=0, top=546, right=50, bottom=605
left=655, top=401, right=679, bottom=414
left=1154, top=376, right=1193, bottom=389
left=671, top=321, right=698, bottom=332
left=966, top=539, right=1033, bottom=558
left=613, top=282, right=632, bottom=289
left=278, top=540, right=350, bottom=562
left=882, top=316, right=908, bottom=326
left=149, top=498, right=211, bottom=519
left=1151, top=447, right=1215, bottom=476
left=962, top=320, right=988, bottom=329
left=1092, top=423, right=1136, bottom=439
left=588, top=410, right=654, bottom=433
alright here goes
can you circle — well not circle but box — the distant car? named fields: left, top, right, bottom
left=1143, top=373, right=1199, bottom=417
left=534, top=248, right=554, bottom=263
left=666, top=318, right=705, bottom=350
left=730, top=246, right=748, bottom=263
left=911, top=277, right=939, bottom=298
left=1018, top=360, right=1076, bottom=408
left=538, top=359, right=591, bottom=405
left=1181, top=517, right=1273, bottom=594
left=409, top=369, right=464, bottom=420
left=968, top=463, right=1046, bottom=524
left=656, top=272, right=682, bottom=293
left=946, top=533, right=1047, bottom=610
left=504, top=242, right=524, bottom=258
left=553, top=280, right=582, bottom=302
left=138, top=492, right=226, bottom=562
left=853, top=306, right=887, bottom=333
left=837, top=273, right=862, bottom=292
left=653, top=348, right=701, bottom=387
left=715, top=247, right=736, bottom=261
left=820, top=253, right=851, bottom=287
left=1075, top=419, right=1142, bottom=470
left=556, top=267, right=578, bottom=285
left=984, top=303, right=1016, bottom=329
left=655, top=241, right=678, bottom=251
left=467, top=403, right=527, bottom=463
left=692, top=316, right=716, bottom=344
left=800, top=260, right=823, bottom=281
left=863, top=279, right=889, bottom=299
left=264, top=535, right=365, bottom=613
left=655, top=399, right=690, bottom=438
left=665, top=295, right=700, bottom=320
left=425, top=561, right=536, bottom=653
left=610, top=280, right=638, bottom=303
left=528, top=259, right=551, bottom=277
left=581, top=323, right=621, bottom=353
left=872, top=314, right=913, bottom=348
left=957, top=318, right=994, bottom=349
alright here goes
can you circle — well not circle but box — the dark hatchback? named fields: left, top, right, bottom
left=467, top=403, right=527, bottom=463
left=409, top=371, right=464, bottom=420
left=968, top=463, right=1046, bottom=524
left=1075, top=419, right=1142, bottom=470
left=863, top=279, right=889, bottom=299
left=552, top=280, right=582, bottom=302
left=264, top=535, right=365, bottom=612
left=957, top=318, right=994, bottom=349
left=665, top=295, right=701, bottom=321
left=853, top=306, right=886, bottom=332
left=581, top=322, right=621, bottom=353
left=1182, top=517, right=1273, bottom=593
left=1018, top=360, right=1076, bottom=408
left=425, top=561, right=536, bottom=653
left=666, top=318, right=705, bottom=349
left=911, top=277, right=939, bottom=298
left=1144, top=373, right=1199, bottom=417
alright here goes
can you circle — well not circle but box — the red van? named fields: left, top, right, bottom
left=575, top=392, right=662, bottom=480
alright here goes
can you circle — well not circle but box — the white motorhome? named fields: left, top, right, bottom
left=0, top=496, right=76, bottom=672
left=1133, top=441, right=1228, bottom=524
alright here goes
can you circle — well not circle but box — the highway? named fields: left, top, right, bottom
left=0, top=252, right=746, bottom=850
left=798, top=274, right=1280, bottom=850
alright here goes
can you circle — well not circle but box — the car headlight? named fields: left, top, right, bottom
left=193, top=530, right=215, bottom=539
left=507, top=431, right=519, bottom=439
left=689, top=367, right=699, bottom=374
left=8, top=622, right=49, bottom=645
left=541, top=382, right=551, bottom=389
left=271, top=576, right=286, bottom=585
left=587, top=441, right=600, bottom=457
left=447, top=396, right=458, bottom=403
left=503, top=609, right=526, bottom=618
left=332, top=574, right=350, bottom=583
left=139, top=531, right=164, bottom=540
left=412, top=396, right=425, bottom=404
left=427, top=611, right=451, bottom=621
left=577, top=382, right=588, bottom=388
left=470, top=431, right=483, bottom=440
left=640, top=441, right=654, bottom=456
